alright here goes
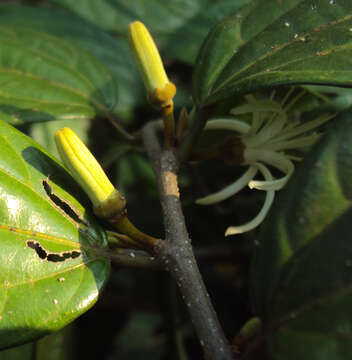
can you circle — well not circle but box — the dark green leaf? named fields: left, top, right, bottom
left=165, top=0, right=252, bottom=64
left=30, top=119, right=90, bottom=158
left=49, top=0, right=209, bottom=35
left=36, top=325, right=75, bottom=360
left=0, top=343, right=32, bottom=360
left=0, top=5, right=142, bottom=119
left=0, top=120, right=109, bottom=348
left=193, top=0, right=352, bottom=106
left=0, top=15, right=117, bottom=124
left=49, top=0, right=251, bottom=64
left=113, top=313, right=164, bottom=360
left=251, top=112, right=352, bottom=359
left=307, top=85, right=352, bottom=113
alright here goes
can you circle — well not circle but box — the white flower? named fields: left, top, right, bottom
left=196, top=94, right=334, bottom=236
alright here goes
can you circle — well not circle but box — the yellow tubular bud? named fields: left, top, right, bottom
left=54, top=127, right=126, bottom=218
left=127, top=21, right=176, bottom=107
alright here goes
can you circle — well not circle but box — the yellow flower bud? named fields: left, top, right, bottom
left=54, top=127, right=126, bottom=218
left=127, top=21, right=176, bottom=107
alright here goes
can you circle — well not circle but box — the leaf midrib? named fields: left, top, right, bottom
left=0, top=28, right=100, bottom=98
left=206, top=0, right=305, bottom=94
left=3, top=258, right=102, bottom=290
left=0, top=162, right=82, bottom=241
left=0, top=67, right=95, bottom=105
left=212, top=8, right=352, bottom=94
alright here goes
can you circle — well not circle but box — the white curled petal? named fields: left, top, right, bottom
left=205, top=119, right=250, bottom=134
left=245, top=150, right=294, bottom=191
left=196, top=166, right=258, bottom=205
left=225, top=163, right=275, bottom=235
left=249, top=158, right=293, bottom=190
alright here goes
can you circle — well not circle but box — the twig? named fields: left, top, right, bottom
left=108, top=249, right=161, bottom=270
left=106, top=112, right=137, bottom=143
left=141, top=122, right=234, bottom=360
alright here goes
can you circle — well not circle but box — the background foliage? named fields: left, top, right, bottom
left=0, top=0, right=351, bottom=359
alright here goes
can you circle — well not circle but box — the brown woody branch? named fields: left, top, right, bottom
left=141, top=122, right=234, bottom=360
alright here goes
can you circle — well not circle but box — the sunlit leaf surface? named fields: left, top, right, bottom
left=0, top=22, right=116, bottom=124
left=0, top=120, right=109, bottom=348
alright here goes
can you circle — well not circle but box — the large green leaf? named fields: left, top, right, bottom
left=193, top=0, right=352, bottom=106
left=0, top=325, right=74, bottom=360
left=0, top=5, right=141, bottom=119
left=35, top=325, right=75, bottom=360
left=0, top=21, right=117, bottom=124
left=49, top=0, right=252, bottom=64
left=250, top=112, right=352, bottom=359
left=49, top=0, right=208, bottom=35
left=0, top=343, right=32, bottom=360
left=30, top=119, right=90, bottom=159
left=307, top=85, right=352, bottom=113
left=112, top=313, right=164, bottom=360
left=164, top=0, right=252, bottom=64
left=0, top=120, right=109, bottom=348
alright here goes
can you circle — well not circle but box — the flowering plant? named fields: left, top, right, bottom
left=0, top=1, right=351, bottom=360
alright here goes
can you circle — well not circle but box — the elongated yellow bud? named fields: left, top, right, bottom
left=128, top=21, right=176, bottom=107
left=54, top=127, right=126, bottom=218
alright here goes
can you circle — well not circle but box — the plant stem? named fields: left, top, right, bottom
left=141, top=122, right=234, bottom=360
left=161, top=100, right=175, bottom=148
left=107, top=231, right=145, bottom=250
left=106, top=113, right=137, bottom=143
left=109, top=249, right=160, bottom=269
left=169, top=279, right=188, bottom=360
left=108, top=214, right=160, bottom=249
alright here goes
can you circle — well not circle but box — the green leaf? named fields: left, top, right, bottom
left=0, top=343, right=32, bottom=360
left=49, top=0, right=252, bottom=64
left=113, top=313, right=164, bottom=360
left=164, top=0, right=252, bottom=64
left=35, top=325, right=75, bottom=360
left=0, top=19, right=117, bottom=124
left=307, top=85, right=352, bottom=113
left=0, top=5, right=142, bottom=119
left=0, top=120, right=109, bottom=348
left=30, top=119, right=90, bottom=158
left=0, top=325, right=75, bottom=360
left=49, top=0, right=209, bottom=35
left=250, top=112, right=352, bottom=359
left=193, top=0, right=352, bottom=106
